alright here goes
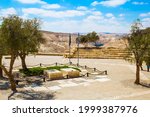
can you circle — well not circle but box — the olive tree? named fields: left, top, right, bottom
left=0, top=15, right=22, bottom=91
left=126, top=20, right=150, bottom=84
left=144, top=55, right=150, bottom=72
left=77, top=31, right=99, bottom=47
left=19, top=19, right=43, bottom=70
left=0, top=27, right=4, bottom=77
left=142, top=28, right=150, bottom=72
left=86, top=31, right=99, bottom=43
left=79, top=35, right=88, bottom=47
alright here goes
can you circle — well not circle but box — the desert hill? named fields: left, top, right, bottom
left=39, top=31, right=127, bottom=54
left=39, top=31, right=78, bottom=54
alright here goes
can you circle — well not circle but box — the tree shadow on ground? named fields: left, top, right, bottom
left=16, top=79, right=44, bottom=89
left=140, top=83, right=150, bottom=88
left=0, top=82, right=10, bottom=90
left=8, top=90, right=55, bottom=100
left=0, top=77, right=9, bottom=81
left=0, top=78, right=10, bottom=90
left=121, top=79, right=150, bottom=89
left=0, top=77, right=44, bottom=90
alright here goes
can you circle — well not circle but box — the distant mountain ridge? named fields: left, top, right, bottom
left=40, top=30, right=126, bottom=36
left=39, top=30, right=126, bottom=54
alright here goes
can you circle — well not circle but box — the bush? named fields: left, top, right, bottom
left=20, top=65, right=81, bottom=76
left=20, top=67, right=44, bottom=76
left=46, top=66, right=69, bottom=71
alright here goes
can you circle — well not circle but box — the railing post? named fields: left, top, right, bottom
left=70, top=62, right=72, bottom=65
left=43, top=77, right=46, bottom=82
left=87, top=72, right=89, bottom=77
left=105, top=70, right=107, bottom=75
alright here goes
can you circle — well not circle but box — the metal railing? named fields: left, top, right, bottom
left=10, top=62, right=108, bottom=78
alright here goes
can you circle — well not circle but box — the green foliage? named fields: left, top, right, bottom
left=126, top=19, right=150, bottom=84
left=70, top=67, right=81, bottom=72
left=1, top=15, right=22, bottom=56
left=0, top=28, right=3, bottom=55
left=142, top=28, right=150, bottom=66
left=46, top=65, right=69, bottom=71
left=86, top=31, right=99, bottom=43
left=0, top=15, right=24, bottom=91
left=18, top=18, right=45, bottom=70
left=126, top=19, right=150, bottom=63
left=20, top=66, right=81, bottom=76
left=79, top=35, right=88, bottom=43
left=0, top=15, right=44, bottom=91
left=143, top=48, right=150, bottom=66
left=144, top=56, right=150, bottom=66
left=77, top=31, right=99, bottom=44
left=20, top=67, right=43, bottom=76
left=19, top=18, right=44, bottom=55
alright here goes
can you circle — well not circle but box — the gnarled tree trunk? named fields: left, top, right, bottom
left=19, top=53, right=27, bottom=70
left=1, top=56, right=17, bottom=92
left=147, top=65, right=150, bottom=72
left=135, top=63, right=140, bottom=84
left=0, top=55, right=3, bottom=77
left=21, top=56, right=27, bottom=70
left=8, top=74, right=17, bottom=92
left=139, top=61, right=143, bottom=71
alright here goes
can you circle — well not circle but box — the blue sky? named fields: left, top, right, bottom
left=0, top=0, right=150, bottom=33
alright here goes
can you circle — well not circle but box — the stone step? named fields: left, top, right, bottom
left=64, top=47, right=130, bottom=59
left=74, top=53, right=128, bottom=56
left=72, top=56, right=124, bottom=59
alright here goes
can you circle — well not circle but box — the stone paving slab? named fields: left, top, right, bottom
left=59, top=82, right=79, bottom=87
left=32, top=87, right=48, bottom=92
left=47, top=86, right=61, bottom=91
left=96, top=78, right=110, bottom=82
left=23, top=76, right=111, bottom=92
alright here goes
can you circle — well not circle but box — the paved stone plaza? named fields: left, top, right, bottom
left=0, top=56, right=150, bottom=100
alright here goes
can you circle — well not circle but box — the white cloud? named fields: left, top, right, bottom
left=0, top=7, right=17, bottom=17
left=22, top=8, right=86, bottom=18
left=41, top=4, right=61, bottom=9
left=132, top=2, right=148, bottom=5
left=106, top=13, right=114, bottom=17
left=119, top=14, right=124, bottom=17
left=16, top=0, right=62, bottom=10
left=142, top=18, right=150, bottom=22
left=91, top=1, right=99, bottom=6
left=140, top=12, right=150, bottom=17
left=15, top=0, right=46, bottom=4
left=91, top=0, right=129, bottom=7
left=43, top=19, right=129, bottom=33
left=76, top=6, right=88, bottom=11
left=92, top=11, right=102, bottom=16
left=85, top=15, right=104, bottom=22
left=20, top=6, right=129, bottom=33
left=142, top=18, right=150, bottom=28
left=42, top=12, right=129, bottom=33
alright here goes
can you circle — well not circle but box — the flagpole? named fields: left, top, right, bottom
left=77, top=33, right=80, bottom=66
left=69, top=33, right=71, bottom=64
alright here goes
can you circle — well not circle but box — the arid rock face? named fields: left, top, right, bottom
left=39, top=31, right=127, bottom=54
left=39, top=31, right=78, bottom=54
